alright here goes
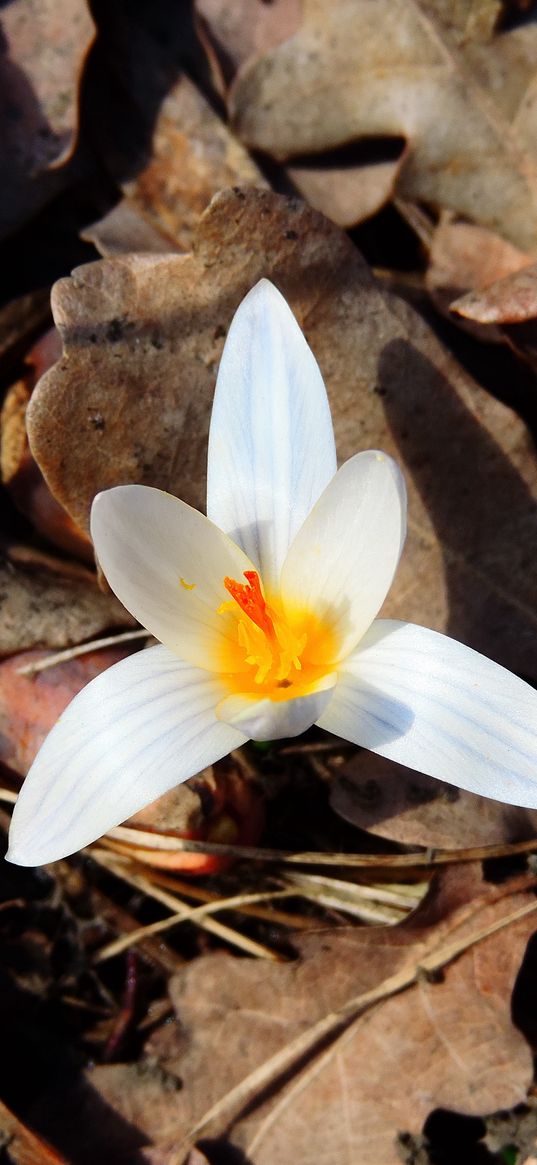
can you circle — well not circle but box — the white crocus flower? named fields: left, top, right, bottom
left=7, top=279, right=537, bottom=866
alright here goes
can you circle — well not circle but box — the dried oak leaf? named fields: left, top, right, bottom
left=0, top=544, right=135, bottom=658
left=285, top=147, right=403, bottom=229
left=85, top=870, right=537, bottom=1165
left=0, top=0, right=95, bottom=238
left=329, top=751, right=537, bottom=848
left=230, top=1, right=537, bottom=251
left=27, top=188, right=537, bottom=680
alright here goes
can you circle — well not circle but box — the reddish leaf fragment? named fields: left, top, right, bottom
left=0, top=643, right=139, bottom=778
left=118, top=763, right=265, bottom=874
left=453, top=260, right=537, bottom=324
left=426, top=216, right=532, bottom=321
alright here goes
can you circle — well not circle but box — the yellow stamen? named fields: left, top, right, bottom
left=220, top=570, right=337, bottom=701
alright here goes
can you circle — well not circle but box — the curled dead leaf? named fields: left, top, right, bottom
left=329, top=751, right=537, bottom=849
left=122, top=74, right=267, bottom=253
left=426, top=214, right=532, bottom=323
left=84, top=73, right=268, bottom=258
left=453, top=261, right=537, bottom=325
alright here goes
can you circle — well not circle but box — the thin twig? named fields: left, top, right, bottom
left=92, top=849, right=285, bottom=962
left=89, top=882, right=186, bottom=973
left=140, top=869, right=319, bottom=931
left=95, top=888, right=297, bottom=962
left=284, top=872, right=413, bottom=924
left=278, top=739, right=353, bottom=756
left=16, top=629, right=149, bottom=675
left=286, top=871, right=426, bottom=910
left=2, top=791, right=536, bottom=874
left=102, top=826, right=537, bottom=869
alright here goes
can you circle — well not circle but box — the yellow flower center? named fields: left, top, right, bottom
left=219, top=570, right=337, bottom=701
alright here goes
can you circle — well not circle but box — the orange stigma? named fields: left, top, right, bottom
left=219, top=571, right=338, bottom=695
left=224, top=571, right=276, bottom=639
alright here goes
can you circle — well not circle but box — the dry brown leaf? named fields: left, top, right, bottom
left=0, top=544, right=135, bottom=658
left=81, top=202, right=181, bottom=258
left=145, top=1151, right=211, bottom=1165
left=329, top=751, right=537, bottom=848
left=27, top=188, right=537, bottom=680
left=82, top=870, right=537, bottom=1165
left=197, top=0, right=401, bottom=227
left=452, top=262, right=537, bottom=373
left=454, top=261, right=537, bottom=325
left=287, top=147, right=403, bottom=229
left=0, top=0, right=95, bottom=238
left=196, top=0, right=301, bottom=86
left=83, top=74, right=267, bottom=258
left=426, top=214, right=532, bottom=321
left=121, top=75, right=267, bottom=252
left=424, top=0, right=502, bottom=45
left=230, top=1, right=537, bottom=251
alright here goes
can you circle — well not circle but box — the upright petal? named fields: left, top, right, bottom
left=91, top=485, right=255, bottom=670
left=7, top=645, right=247, bottom=866
left=206, top=280, right=337, bottom=591
left=318, top=620, right=537, bottom=807
left=281, top=452, right=406, bottom=661
left=217, top=673, right=336, bottom=741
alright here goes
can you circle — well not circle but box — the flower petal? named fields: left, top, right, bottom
left=7, top=645, right=247, bottom=866
left=280, top=451, right=406, bottom=661
left=206, top=280, right=337, bottom=591
left=318, top=620, right=537, bottom=807
left=91, top=485, right=255, bottom=670
left=217, top=674, right=336, bottom=741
